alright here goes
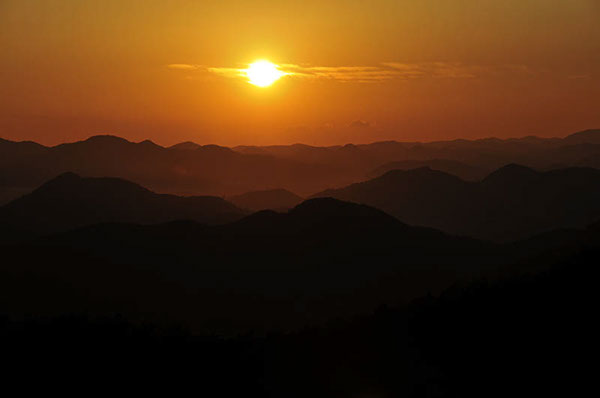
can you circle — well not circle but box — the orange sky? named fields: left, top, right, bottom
left=1, top=0, right=599, bottom=146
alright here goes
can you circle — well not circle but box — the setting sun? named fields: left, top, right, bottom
left=245, top=60, right=285, bottom=87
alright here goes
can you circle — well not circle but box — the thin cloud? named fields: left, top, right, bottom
left=281, top=64, right=395, bottom=82
left=383, top=62, right=478, bottom=79
left=168, top=62, right=537, bottom=83
left=349, top=120, right=372, bottom=129
left=206, top=67, right=246, bottom=79
left=167, top=64, right=200, bottom=70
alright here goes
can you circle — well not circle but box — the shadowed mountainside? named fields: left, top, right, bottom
left=314, top=164, right=600, bottom=241
left=366, top=158, right=486, bottom=181
left=563, top=128, right=600, bottom=145
left=2, top=183, right=599, bottom=394
left=228, top=188, right=304, bottom=211
left=0, top=172, right=245, bottom=235
left=2, top=245, right=597, bottom=397
left=2, top=131, right=600, bottom=332
left=1, top=197, right=500, bottom=332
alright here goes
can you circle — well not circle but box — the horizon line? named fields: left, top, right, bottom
left=2, top=128, right=598, bottom=149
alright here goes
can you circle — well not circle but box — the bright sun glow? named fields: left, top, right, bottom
left=245, top=60, right=285, bottom=87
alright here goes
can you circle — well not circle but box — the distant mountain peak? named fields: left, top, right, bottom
left=338, top=143, right=361, bottom=152
left=494, top=163, right=535, bottom=172
left=28, top=172, right=84, bottom=193
left=282, top=198, right=418, bottom=235
left=199, top=144, right=234, bottom=153
left=564, top=129, right=600, bottom=144
left=31, top=173, right=150, bottom=198
left=229, top=198, right=402, bottom=232
left=290, top=197, right=392, bottom=221
left=0, top=174, right=245, bottom=234
left=0, top=137, right=48, bottom=149
left=568, top=128, right=600, bottom=136
left=366, top=159, right=483, bottom=181
left=47, top=171, right=82, bottom=183
left=483, top=164, right=538, bottom=184
left=169, top=141, right=202, bottom=150
left=138, top=139, right=162, bottom=148
left=83, top=135, right=131, bottom=144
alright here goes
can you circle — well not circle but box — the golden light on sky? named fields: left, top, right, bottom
left=245, top=61, right=286, bottom=87
left=0, top=0, right=599, bottom=146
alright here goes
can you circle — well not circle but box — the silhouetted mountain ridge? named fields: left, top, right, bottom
left=367, top=158, right=485, bottom=180
left=2, top=128, right=600, bottom=203
left=0, top=194, right=501, bottom=331
left=481, top=163, right=540, bottom=186
left=314, top=164, right=600, bottom=241
left=564, top=129, right=600, bottom=144
left=0, top=172, right=245, bottom=234
left=229, top=188, right=304, bottom=211
left=0, top=134, right=352, bottom=199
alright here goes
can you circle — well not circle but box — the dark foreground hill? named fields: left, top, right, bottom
left=1, top=198, right=500, bottom=332
left=228, top=188, right=304, bottom=211
left=2, top=248, right=596, bottom=397
left=314, top=164, right=600, bottom=241
left=2, top=191, right=598, bottom=395
left=0, top=172, right=245, bottom=235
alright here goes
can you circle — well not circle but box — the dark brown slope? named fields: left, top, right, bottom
left=0, top=172, right=245, bottom=235
left=315, top=167, right=475, bottom=235
left=1, top=197, right=494, bottom=331
left=563, top=129, right=600, bottom=145
left=0, top=138, right=49, bottom=204
left=366, top=158, right=485, bottom=181
left=228, top=188, right=304, bottom=211
left=313, top=165, right=600, bottom=242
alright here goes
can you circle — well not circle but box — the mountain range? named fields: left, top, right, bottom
left=4, top=186, right=598, bottom=332
left=0, top=172, right=245, bottom=236
left=315, top=164, right=600, bottom=241
left=2, top=129, right=600, bottom=205
left=3, top=129, right=600, bottom=330
left=366, top=158, right=485, bottom=181
left=2, top=195, right=500, bottom=331
left=4, top=159, right=600, bottom=243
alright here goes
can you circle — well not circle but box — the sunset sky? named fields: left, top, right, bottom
left=1, top=0, right=599, bottom=146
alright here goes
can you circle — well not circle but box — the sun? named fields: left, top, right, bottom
left=245, top=60, right=286, bottom=87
